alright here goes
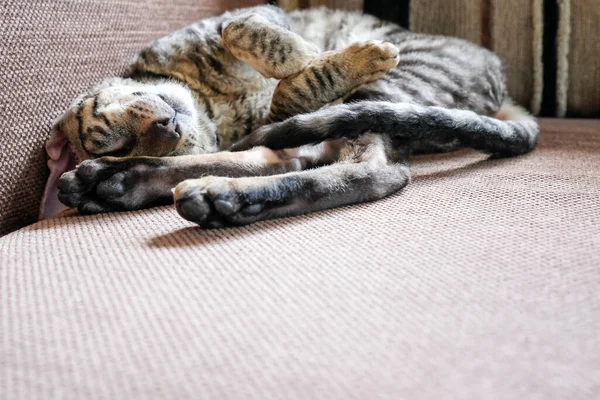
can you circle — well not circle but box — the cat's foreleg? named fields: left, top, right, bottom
left=56, top=146, right=333, bottom=214
left=222, top=13, right=400, bottom=123
left=174, top=135, right=410, bottom=228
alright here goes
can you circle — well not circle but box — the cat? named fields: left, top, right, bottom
left=43, top=5, right=538, bottom=228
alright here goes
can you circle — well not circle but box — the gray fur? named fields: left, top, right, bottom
left=56, top=5, right=538, bottom=227
left=231, top=101, right=538, bottom=157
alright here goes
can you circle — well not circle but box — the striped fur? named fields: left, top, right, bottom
left=231, top=101, right=538, bottom=157
left=54, top=5, right=539, bottom=227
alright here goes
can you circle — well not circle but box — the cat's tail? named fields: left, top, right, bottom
left=229, top=100, right=539, bottom=157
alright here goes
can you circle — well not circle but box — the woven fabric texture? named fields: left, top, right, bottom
left=409, top=0, right=600, bottom=118
left=562, top=0, right=600, bottom=117
left=410, top=0, right=544, bottom=115
left=0, top=0, right=264, bottom=236
left=2, top=119, right=599, bottom=399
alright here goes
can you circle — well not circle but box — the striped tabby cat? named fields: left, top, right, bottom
left=44, top=5, right=538, bottom=228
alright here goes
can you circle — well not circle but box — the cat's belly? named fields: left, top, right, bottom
left=209, top=82, right=277, bottom=150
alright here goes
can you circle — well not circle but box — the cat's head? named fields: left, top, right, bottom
left=40, top=77, right=217, bottom=219
left=49, top=77, right=217, bottom=163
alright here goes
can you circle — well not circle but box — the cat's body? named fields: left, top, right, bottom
left=128, top=6, right=504, bottom=151
left=45, top=5, right=538, bottom=227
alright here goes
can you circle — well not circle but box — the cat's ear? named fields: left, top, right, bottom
left=39, top=120, right=77, bottom=220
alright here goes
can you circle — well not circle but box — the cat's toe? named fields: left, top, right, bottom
left=376, top=42, right=400, bottom=70
left=75, top=157, right=135, bottom=184
left=77, top=196, right=115, bottom=215
left=174, top=177, right=263, bottom=228
left=174, top=179, right=228, bottom=228
left=349, top=40, right=400, bottom=76
left=240, top=203, right=263, bottom=216
left=57, top=170, right=92, bottom=208
left=57, top=190, right=84, bottom=208
left=76, top=159, right=113, bottom=182
left=96, top=172, right=127, bottom=200
left=373, top=41, right=400, bottom=60
left=57, top=170, right=87, bottom=194
left=175, top=192, right=212, bottom=225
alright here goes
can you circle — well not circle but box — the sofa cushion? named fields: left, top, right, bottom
left=0, top=0, right=264, bottom=236
left=1, top=119, right=599, bottom=399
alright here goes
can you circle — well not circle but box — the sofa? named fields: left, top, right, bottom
left=1, top=1, right=599, bottom=398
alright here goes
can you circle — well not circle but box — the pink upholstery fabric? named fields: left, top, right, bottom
left=2, top=119, right=599, bottom=399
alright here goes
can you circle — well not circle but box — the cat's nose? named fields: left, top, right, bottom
left=150, top=116, right=179, bottom=140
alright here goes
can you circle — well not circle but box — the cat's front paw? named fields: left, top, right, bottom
left=174, top=177, right=266, bottom=228
left=345, top=40, right=400, bottom=83
left=57, top=157, right=172, bottom=214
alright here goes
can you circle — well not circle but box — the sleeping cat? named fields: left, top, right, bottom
left=43, top=5, right=538, bottom=228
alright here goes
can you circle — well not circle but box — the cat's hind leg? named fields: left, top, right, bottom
left=222, top=13, right=400, bottom=122
left=268, top=41, right=400, bottom=122
left=222, top=13, right=320, bottom=79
